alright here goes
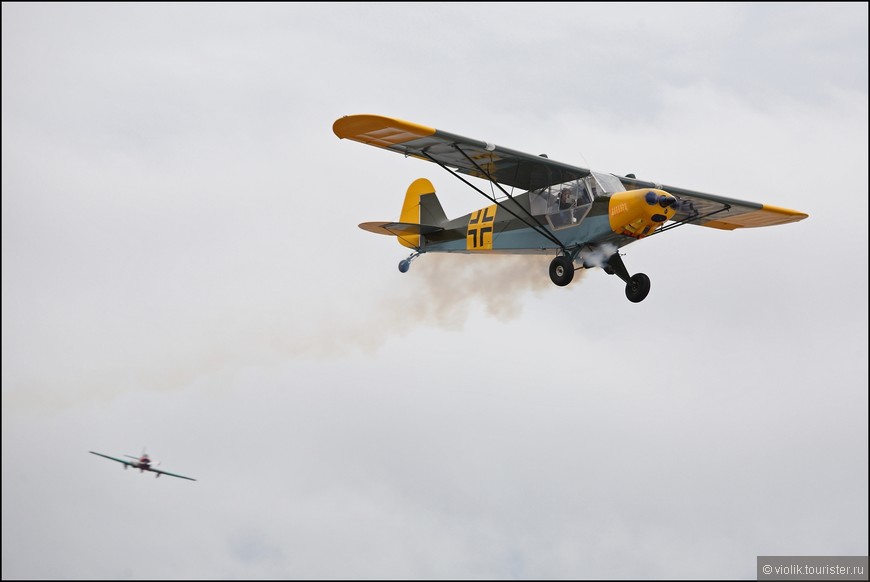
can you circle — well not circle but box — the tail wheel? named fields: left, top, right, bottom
left=398, top=259, right=410, bottom=273
left=549, top=255, right=575, bottom=286
left=625, top=273, right=651, bottom=303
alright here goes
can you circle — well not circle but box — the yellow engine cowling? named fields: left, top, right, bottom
left=608, top=188, right=678, bottom=239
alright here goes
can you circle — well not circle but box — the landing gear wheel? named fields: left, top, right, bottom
left=398, top=259, right=411, bottom=273
left=625, top=273, right=651, bottom=303
left=549, top=255, right=575, bottom=286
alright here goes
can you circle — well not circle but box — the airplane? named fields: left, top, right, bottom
left=89, top=450, right=196, bottom=481
left=333, top=114, right=808, bottom=302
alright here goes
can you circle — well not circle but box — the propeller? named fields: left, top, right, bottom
left=644, top=190, right=676, bottom=208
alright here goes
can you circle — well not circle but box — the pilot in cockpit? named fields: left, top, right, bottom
left=556, top=188, right=578, bottom=225
left=558, top=188, right=574, bottom=210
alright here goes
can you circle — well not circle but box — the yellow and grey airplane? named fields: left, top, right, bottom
left=334, top=114, right=807, bottom=303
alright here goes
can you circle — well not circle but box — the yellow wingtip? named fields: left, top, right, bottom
left=333, top=114, right=436, bottom=146
left=703, top=205, right=808, bottom=230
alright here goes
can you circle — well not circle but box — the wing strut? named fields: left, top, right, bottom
left=648, top=202, right=732, bottom=236
left=422, top=148, right=567, bottom=251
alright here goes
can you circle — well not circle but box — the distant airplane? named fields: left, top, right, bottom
left=89, top=450, right=196, bottom=481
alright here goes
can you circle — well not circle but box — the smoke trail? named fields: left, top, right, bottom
left=409, top=253, right=572, bottom=324
left=9, top=253, right=592, bottom=410
left=292, top=253, right=589, bottom=357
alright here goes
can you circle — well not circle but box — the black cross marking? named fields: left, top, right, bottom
left=467, top=206, right=495, bottom=249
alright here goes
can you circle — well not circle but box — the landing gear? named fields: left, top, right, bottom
left=625, top=273, right=651, bottom=303
left=398, top=251, right=422, bottom=273
left=549, top=255, right=575, bottom=286
left=606, top=252, right=652, bottom=303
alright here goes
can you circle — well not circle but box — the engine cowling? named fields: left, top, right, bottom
left=608, top=189, right=678, bottom=239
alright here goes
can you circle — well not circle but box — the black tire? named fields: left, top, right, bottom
left=625, top=273, right=651, bottom=303
left=549, top=256, right=575, bottom=286
left=398, top=259, right=410, bottom=273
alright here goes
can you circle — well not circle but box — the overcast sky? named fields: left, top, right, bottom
left=2, top=3, right=867, bottom=580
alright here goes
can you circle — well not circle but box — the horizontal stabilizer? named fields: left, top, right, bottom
left=359, top=221, right=444, bottom=236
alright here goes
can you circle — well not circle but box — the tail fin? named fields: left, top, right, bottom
left=397, top=178, right=448, bottom=248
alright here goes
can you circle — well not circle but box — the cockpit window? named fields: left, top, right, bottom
left=586, top=171, right=627, bottom=196
left=529, top=179, right=594, bottom=230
